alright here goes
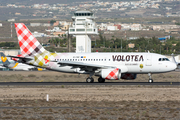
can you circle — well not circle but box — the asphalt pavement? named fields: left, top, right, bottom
left=0, top=82, right=179, bottom=86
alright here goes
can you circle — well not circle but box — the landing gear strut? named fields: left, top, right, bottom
left=86, top=72, right=94, bottom=83
left=98, top=77, right=105, bottom=83
left=148, top=73, right=153, bottom=83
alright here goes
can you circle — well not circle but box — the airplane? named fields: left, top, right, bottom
left=8, top=23, right=177, bottom=83
left=0, top=52, right=37, bottom=71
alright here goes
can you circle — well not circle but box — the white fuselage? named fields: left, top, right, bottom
left=36, top=52, right=176, bottom=74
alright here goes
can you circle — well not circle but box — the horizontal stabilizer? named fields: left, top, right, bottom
left=7, top=55, right=33, bottom=62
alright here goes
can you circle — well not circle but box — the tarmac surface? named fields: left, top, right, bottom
left=0, top=82, right=179, bottom=86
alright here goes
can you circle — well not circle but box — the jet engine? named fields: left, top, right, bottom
left=101, top=68, right=121, bottom=80
left=121, top=73, right=137, bottom=80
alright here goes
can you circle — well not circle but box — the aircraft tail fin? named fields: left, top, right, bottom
left=0, top=52, right=10, bottom=67
left=14, top=23, right=47, bottom=57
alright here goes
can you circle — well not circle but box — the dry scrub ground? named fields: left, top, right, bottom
left=0, top=86, right=179, bottom=120
left=0, top=71, right=179, bottom=82
left=0, top=71, right=179, bottom=120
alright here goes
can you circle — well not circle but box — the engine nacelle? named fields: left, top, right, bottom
left=121, top=73, right=137, bottom=80
left=101, top=68, right=121, bottom=80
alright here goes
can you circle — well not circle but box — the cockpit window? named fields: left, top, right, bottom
left=159, top=58, right=170, bottom=61
left=165, top=58, right=169, bottom=61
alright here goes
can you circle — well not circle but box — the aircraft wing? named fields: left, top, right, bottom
left=57, top=61, right=115, bottom=71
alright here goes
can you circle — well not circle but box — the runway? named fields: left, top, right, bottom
left=0, top=82, right=179, bottom=86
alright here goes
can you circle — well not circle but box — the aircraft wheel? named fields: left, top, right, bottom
left=148, top=79, right=153, bottom=83
left=98, top=77, right=105, bottom=83
left=86, top=77, right=94, bottom=83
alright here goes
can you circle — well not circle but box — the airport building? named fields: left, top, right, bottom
left=69, top=10, right=98, bottom=53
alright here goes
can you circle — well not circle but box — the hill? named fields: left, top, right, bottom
left=0, top=0, right=139, bottom=5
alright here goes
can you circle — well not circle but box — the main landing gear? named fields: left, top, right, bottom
left=86, top=72, right=94, bottom=83
left=148, top=73, right=153, bottom=83
left=86, top=77, right=106, bottom=83
left=86, top=77, right=94, bottom=83
left=86, top=72, right=106, bottom=83
left=98, top=77, right=105, bottom=83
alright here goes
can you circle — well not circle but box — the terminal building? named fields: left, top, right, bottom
left=69, top=10, right=98, bottom=53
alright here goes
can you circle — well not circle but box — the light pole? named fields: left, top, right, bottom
left=160, top=45, right=161, bottom=54
left=121, top=39, right=122, bottom=52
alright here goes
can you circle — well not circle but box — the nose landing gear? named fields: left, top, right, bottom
left=148, top=73, right=153, bottom=83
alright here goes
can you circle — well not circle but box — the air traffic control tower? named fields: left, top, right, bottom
left=69, top=10, right=98, bottom=53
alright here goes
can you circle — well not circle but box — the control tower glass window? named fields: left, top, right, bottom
left=74, top=12, right=93, bottom=16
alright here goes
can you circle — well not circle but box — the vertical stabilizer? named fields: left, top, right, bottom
left=14, top=23, right=46, bottom=57
left=0, top=52, right=10, bottom=67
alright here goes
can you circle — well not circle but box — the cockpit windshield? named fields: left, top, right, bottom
left=158, top=58, right=170, bottom=61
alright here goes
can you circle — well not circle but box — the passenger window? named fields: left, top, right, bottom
left=159, top=58, right=161, bottom=61
left=162, top=58, right=166, bottom=61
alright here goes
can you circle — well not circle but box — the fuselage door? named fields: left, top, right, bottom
left=146, top=55, right=152, bottom=66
